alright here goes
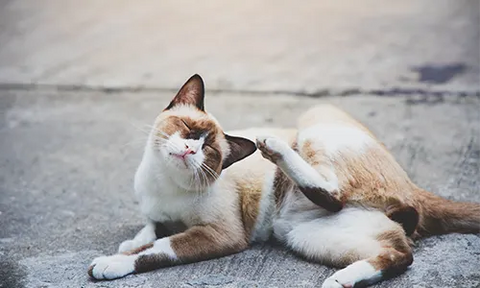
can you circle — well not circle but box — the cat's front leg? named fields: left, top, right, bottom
left=117, top=221, right=157, bottom=253
left=256, top=136, right=343, bottom=212
left=88, top=223, right=247, bottom=280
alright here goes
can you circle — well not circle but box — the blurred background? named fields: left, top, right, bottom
left=0, top=0, right=478, bottom=92
left=0, top=1, right=479, bottom=288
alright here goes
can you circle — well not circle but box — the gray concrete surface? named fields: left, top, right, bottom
left=1, top=91, right=479, bottom=288
left=0, top=0, right=479, bottom=93
left=1, top=0, right=480, bottom=287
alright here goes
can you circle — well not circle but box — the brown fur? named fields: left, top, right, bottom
left=385, top=204, right=419, bottom=236
left=369, top=230, right=413, bottom=274
left=237, top=178, right=263, bottom=238
left=87, top=76, right=479, bottom=284
left=273, top=168, right=294, bottom=209
left=123, top=243, right=154, bottom=255
left=297, top=131, right=420, bottom=230
left=414, top=189, right=480, bottom=237
left=299, top=186, right=344, bottom=212
left=165, top=74, right=205, bottom=111
left=156, top=115, right=224, bottom=176
left=169, top=223, right=248, bottom=262
left=296, top=105, right=480, bottom=237
left=135, top=253, right=176, bottom=273
left=334, top=250, right=365, bottom=268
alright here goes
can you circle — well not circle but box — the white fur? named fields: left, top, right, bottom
left=92, top=103, right=397, bottom=286
left=276, top=205, right=398, bottom=263
left=258, top=136, right=339, bottom=192
left=298, top=124, right=373, bottom=156
left=89, top=254, right=135, bottom=280
left=139, top=237, right=178, bottom=260
left=162, top=131, right=206, bottom=171
left=135, top=156, right=236, bottom=226
left=322, top=260, right=382, bottom=288
left=133, top=123, right=243, bottom=237
left=250, top=169, right=276, bottom=242
left=118, top=221, right=157, bottom=253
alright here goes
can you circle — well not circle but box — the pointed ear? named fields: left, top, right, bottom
left=222, top=134, right=257, bottom=169
left=165, top=74, right=205, bottom=111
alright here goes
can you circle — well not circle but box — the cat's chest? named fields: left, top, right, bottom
left=138, top=190, right=198, bottom=223
left=135, top=170, right=201, bottom=224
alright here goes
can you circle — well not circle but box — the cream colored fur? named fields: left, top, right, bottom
left=88, top=75, right=480, bottom=288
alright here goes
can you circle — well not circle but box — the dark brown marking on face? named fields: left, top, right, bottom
left=180, top=118, right=219, bottom=142
left=203, top=143, right=223, bottom=174
left=165, top=74, right=205, bottom=111
left=183, top=117, right=224, bottom=174
left=156, top=115, right=224, bottom=174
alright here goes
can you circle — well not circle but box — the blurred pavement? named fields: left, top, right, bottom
left=0, top=1, right=479, bottom=288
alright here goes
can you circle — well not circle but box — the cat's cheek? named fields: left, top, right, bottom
left=192, top=151, right=206, bottom=168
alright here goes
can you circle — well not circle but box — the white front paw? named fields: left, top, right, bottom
left=256, top=136, right=289, bottom=163
left=88, top=254, right=135, bottom=280
left=321, top=277, right=348, bottom=288
left=118, top=239, right=137, bottom=253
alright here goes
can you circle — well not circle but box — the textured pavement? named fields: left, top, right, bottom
left=1, top=1, right=480, bottom=288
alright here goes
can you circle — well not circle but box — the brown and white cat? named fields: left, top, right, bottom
left=88, top=75, right=480, bottom=287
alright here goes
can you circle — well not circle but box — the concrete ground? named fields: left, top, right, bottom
left=0, top=1, right=479, bottom=288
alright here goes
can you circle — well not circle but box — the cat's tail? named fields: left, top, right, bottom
left=413, top=189, right=480, bottom=237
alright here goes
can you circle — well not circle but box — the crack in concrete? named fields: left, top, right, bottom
left=0, top=83, right=478, bottom=98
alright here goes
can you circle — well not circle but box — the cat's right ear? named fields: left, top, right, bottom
left=165, top=74, right=205, bottom=111
left=222, top=134, right=257, bottom=169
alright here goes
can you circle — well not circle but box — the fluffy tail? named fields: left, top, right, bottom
left=414, top=189, right=480, bottom=237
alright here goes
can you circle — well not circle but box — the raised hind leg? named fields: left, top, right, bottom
left=257, top=135, right=419, bottom=235
left=278, top=208, right=413, bottom=288
left=256, top=136, right=343, bottom=212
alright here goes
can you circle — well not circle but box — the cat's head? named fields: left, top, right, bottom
left=149, top=74, right=256, bottom=190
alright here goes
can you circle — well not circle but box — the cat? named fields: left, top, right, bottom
left=88, top=74, right=480, bottom=287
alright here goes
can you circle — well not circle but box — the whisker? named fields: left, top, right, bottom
left=129, top=122, right=152, bottom=136
left=201, top=162, right=219, bottom=180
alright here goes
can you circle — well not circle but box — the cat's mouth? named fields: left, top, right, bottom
left=169, top=152, right=194, bottom=169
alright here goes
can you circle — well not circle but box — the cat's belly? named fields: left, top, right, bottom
left=273, top=189, right=329, bottom=241
left=273, top=189, right=399, bottom=245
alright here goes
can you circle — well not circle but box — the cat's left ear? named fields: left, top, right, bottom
left=165, top=74, right=205, bottom=111
left=222, top=134, right=257, bottom=169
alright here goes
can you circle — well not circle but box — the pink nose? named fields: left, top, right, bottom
left=181, top=148, right=195, bottom=158
left=171, top=147, right=196, bottom=159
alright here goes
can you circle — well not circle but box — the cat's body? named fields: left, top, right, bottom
left=89, top=75, right=480, bottom=287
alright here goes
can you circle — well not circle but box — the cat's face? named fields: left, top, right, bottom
left=149, top=74, right=256, bottom=190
